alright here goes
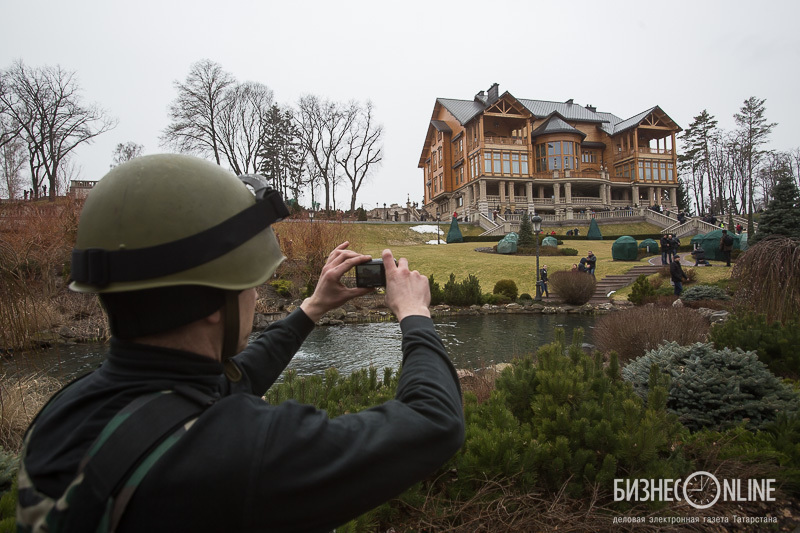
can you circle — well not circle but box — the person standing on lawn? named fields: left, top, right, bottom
left=670, top=255, right=689, bottom=296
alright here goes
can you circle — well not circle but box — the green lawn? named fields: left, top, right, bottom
left=343, top=221, right=713, bottom=298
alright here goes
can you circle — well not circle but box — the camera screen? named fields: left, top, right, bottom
left=357, top=264, right=384, bottom=287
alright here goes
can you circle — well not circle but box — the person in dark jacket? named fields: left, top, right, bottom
left=585, top=251, right=597, bottom=277
left=670, top=255, right=689, bottom=296
left=660, top=234, right=670, bottom=265
left=719, top=229, right=734, bottom=267
left=17, top=155, right=465, bottom=533
left=669, top=234, right=680, bottom=262
left=539, top=264, right=549, bottom=298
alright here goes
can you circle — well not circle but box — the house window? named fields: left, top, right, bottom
left=502, top=153, right=511, bottom=174
left=582, top=150, right=597, bottom=163
left=511, top=153, right=520, bottom=174
left=484, top=152, right=492, bottom=173
left=667, top=163, right=674, bottom=181
left=638, top=161, right=644, bottom=181
left=438, top=147, right=442, bottom=167
left=521, top=154, right=529, bottom=174
left=493, top=152, right=501, bottom=174
left=645, top=161, right=652, bottom=181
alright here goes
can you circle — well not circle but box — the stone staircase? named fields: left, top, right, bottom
left=589, top=264, right=664, bottom=303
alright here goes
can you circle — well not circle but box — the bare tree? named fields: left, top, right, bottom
left=0, top=135, right=25, bottom=199
left=161, top=59, right=234, bottom=165
left=338, top=100, right=383, bottom=212
left=111, top=141, right=144, bottom=167
left=217, top=81, right=274, bottom=175
left=0, top=60, right=116, bottom=200
left=57, top=156, right=81, bottom=196
left=296, top=95, right=356, bottom=211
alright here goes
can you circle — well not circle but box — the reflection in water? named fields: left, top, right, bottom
left=3, top=314, right=594, bottom=381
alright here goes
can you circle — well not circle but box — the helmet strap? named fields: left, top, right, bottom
left=222, top=290, right=243, bottom=382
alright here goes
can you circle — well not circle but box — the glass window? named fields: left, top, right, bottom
left=502, top=153, right=511, bottom=174
left=645, top=161, right=652, bottom=181
left=564, top=142, right=573, bottom=155
left=484, top=152, right=491, bottom=173
left=667, top=163, right=673, bottom=181
left=493, top=152, right=501, bottom=173
left=638, top=161, right=644, bottom=180
left=521, top=154, right=529, bottom=174
left=547, top=142, right=561, bottom=156
left=551, top=157, right=561, bottom=170
left=564, top=156, right=571, bottom=169
left=512, top=153, right=520, bottom=174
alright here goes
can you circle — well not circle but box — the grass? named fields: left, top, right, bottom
left=611, top=259, right=735, bottom=302
left=348, top=221, right=679, bottom=298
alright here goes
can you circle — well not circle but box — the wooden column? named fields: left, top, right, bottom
left=499, top=180, right=506, bottom=204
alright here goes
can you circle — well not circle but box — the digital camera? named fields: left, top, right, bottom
left=355, top=259, right=391, bottom=288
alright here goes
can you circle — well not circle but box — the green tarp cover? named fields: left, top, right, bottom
left=587, top=218, right=603, bottom=240
left=446, top=216, right=463, bottom=243
left=497, top=232, right=518, bottom=254
left=542, top=236, right=558, bottom=247
left=612, top=236, right=639, bottom=261
left=639, top=238, right=659, bottom=254
left=699, top=229, right=741, bottom=261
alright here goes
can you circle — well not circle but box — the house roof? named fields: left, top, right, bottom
left=430, top=120, right=452, bottom=133
left=518, top=99, right=607, bottom=123
left=436, top=98, right=485, bottom=125
left=531, top=114, right=587, bottom=139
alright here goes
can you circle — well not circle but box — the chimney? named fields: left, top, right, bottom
left=566, top=98, right=574, bottom=105
left=487, top=83, right=499, bottom=105
left=585, top=104, right=597, bottom=113
left=474, top=90, right=487, bottom=104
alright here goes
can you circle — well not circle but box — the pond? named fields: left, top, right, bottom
left=2, top=314, right=596, bottom=381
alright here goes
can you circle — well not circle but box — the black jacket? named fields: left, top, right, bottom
left=670, top=261, right=687, bottom=283
left=20, top=310, right=464, bottom=532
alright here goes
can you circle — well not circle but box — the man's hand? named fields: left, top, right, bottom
left=383, top=249, right=431, bottom=322
left=300, top=242, right=373, bottom=323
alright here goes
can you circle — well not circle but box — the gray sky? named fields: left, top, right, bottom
left=3, top=0, right=798, bottom=208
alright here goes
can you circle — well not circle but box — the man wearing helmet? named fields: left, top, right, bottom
left=17, top=154, right=464, bottom=532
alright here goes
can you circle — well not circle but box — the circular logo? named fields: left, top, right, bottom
left=683, top=471, right=721, bottom=509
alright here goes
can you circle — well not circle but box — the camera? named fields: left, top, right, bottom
left=355, top=259, right=393, bottom=288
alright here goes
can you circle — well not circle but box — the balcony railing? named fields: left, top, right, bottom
left=484, top=136, right=527, bottom=146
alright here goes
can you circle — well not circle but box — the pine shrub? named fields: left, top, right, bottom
left=628, top=274, right=657, bottom=305
left=492, top=279, right=518, bottom=301
left=593, top=307, right=710, bottom=362
left=622, top=342, right=800, bottom=431
left=428, top=274, right=444, bottom=305
left=442, top=273, right=482, bottom=306
left=710, top=312, right=800, bottom=378
left=453, top=328, right=688, bottom=498
left=269, top=279, right=294, bottom=298
left=561, top=247, right=578, bottom=256
left=518, top=215, right=535, bottom=246
left=680, top=284, right=729, bottom=302
left=548, top=270, right=595, bottom=305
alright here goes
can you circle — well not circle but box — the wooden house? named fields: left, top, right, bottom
left=419, top=83, right=682, bottom=224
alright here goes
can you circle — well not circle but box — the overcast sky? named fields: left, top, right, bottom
left=3, top=0, right=798, bottom=208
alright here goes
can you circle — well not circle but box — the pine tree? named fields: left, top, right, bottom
left=751, top=165, right=800, bottom=243
left=518, top=213, right=534, bottom=246
left=734, top=97, right=777, bottom=226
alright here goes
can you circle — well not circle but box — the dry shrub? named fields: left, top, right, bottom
left=732, top=236, right=800, bottom=323
left=0, top=373, right=63, bottom=452
left=458, top=366, right=500, bottom=404
left=0, top=199, right=83, bottom=350
left=593, top=307, right=711, bottom=362
left=548, top=270, right=596, bottom=305
left=272, top=216, right=358, bottom=291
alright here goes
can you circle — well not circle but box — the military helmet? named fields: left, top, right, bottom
left=70, top=154, right=287, bottom=293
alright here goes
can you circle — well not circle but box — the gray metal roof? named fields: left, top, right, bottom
left=519, top=99, right=607, bottom=123
left=531, top=115, right=586, bottom=139
left=437, top=98, right=485, bottom=125
left=430, top=120, right=452, bottom=133
left=603, top=106, right=657, bottom=135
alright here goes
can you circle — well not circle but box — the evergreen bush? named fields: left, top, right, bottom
left=492, top=279, right=518, bottom=301
left=453, top=328, right=689, bottom=498
left=548, top=271, right=595, bottom=305
left=560, top=247, right=578, bottom=256
left=680, top=284, right=729, bottom=302
left=481, top=292, right=510, bottom=305
left=594, top=307, right=710, bottom=362
left=519, top=293, right=532, bottom=302
left=269, top=279, right=294, bottom=298
left=442, top=273, right=482, bottom=306
left=710, top=313, right=800, bottom=378
left=518, top=215, right=535, bottom=246
left=628, top=274, right=657, bottom=305
left=622, top=342, right=800, bottom=431
left=428, top=275, right=444, bottom=305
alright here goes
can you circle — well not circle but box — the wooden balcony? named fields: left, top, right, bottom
left=484, top=136, right=527, bottom=147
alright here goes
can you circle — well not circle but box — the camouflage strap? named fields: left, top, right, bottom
left=18, top=385, right=217, bottom=532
